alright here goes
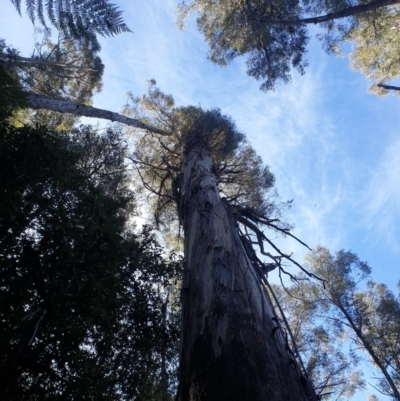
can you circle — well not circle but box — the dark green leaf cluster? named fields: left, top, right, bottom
left=0, top=40, right=28, bottom=120
left=179, top=0, right=400, bottom=93
left=217, top=143, right=276, bottom=213
left=10, top=0, right=131, bottom=39
left=179, top=0, right=309, bottom=91
left=0, top=120, right=181, bottom=400
left=172, top=105, right=245, bottom=159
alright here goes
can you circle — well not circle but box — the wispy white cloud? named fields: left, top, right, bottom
left=2, top=0, right=399, bottom=278
left=363, top=138, right=400, bottom=250
left=0, top=2, right=40, bottom=53
left=98, top=7, right=350, bottom=259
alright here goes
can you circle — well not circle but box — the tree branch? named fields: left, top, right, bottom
left=0, top=53, right=97, bottom=71
left=377, top=83, right=400, bottom=91
left=24, top=91, right=169, bottom=135
left=254, top=0, right=400, bottom=25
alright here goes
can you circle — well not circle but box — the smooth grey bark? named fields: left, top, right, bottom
left=176, top=146, right=308, bottom=401
left=24, top=91, right=168, bottom=135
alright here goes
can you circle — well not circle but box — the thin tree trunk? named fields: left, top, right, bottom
left=339, top=303, right=400, bottom=400
left=258, top=0, right=400, bottom=25
left=0, top=54, right=97, bottom=71
left=176, top=146, right=308, bottom=401
left=161, top=293, right=170, bottom=401
left=378, top=83, right=400, bottom=92
left=24, top=91, right=168, bottom=135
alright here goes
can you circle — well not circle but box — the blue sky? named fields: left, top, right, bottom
left=1, top=1, right=400, bottom=398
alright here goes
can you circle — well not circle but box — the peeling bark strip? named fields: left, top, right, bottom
left=177, top=146, right=306, bottom=401
left=24, top=92, right=168, bottom=135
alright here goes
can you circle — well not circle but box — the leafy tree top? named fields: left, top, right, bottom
left=178, top=0, right=400, bottom=94
left=124, top=80, right=279, bottom=228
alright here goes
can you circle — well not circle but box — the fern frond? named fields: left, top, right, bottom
left=9, top=0, right=131, bottom=38
left=25, top=0, right=36, bottom=22
left=37, top=0, right=46, bottom=26
left=10, top=0, right=22, bottom=15
left=46, top=0, right=56, bottom=25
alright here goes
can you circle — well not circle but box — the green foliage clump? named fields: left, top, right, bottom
left=179, top=0, right=400, bottom=94
left=0, top=120, right=180, bottom=400
left=270, top=282, right=364, bottom=400
left=178, top=0, right=309, bottom=91
left=347, top=8, right=400, bottom=96
left=0, top=40, right=27, bottom=120
left=172, top=105, right=245, bottom=159
left=289, top=246, right=400, bottom=400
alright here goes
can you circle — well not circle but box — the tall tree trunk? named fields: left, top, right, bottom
left=176, top=146, right=308, bottom=401
left=160, top=294, right=170, bottom=401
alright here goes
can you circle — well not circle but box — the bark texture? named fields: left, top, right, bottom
left=176, top=146, right=308, bottom=401
left=24, top=92, right=167, bottom=135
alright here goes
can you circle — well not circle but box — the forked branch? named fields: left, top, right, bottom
left=236, top=213, right=322, bottom=281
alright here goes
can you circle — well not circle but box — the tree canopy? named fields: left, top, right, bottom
left=284, top=246, right=400, bottom=400
left=268, top=282, right=365, bottom=400
left=2, top=1, right=399, bottom=400
left=0, top=119, right=181, bottom=400
left=178, top=0, right=400, bottom=93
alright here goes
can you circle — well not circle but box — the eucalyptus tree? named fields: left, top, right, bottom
left=0, top=119, right=180, bottom=400
left=302, top=246, right=400, bottom=400
left=346, top=6, right=400, bottom=96
left=353, top=280, right=400, bottom=398
left=0, top=65, right=323, bottom=398
left=178, top=0, right=400, bottom=92
left=269, top=283, right=365, bottom=400
left=120, top=81, right=321, bottom=401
